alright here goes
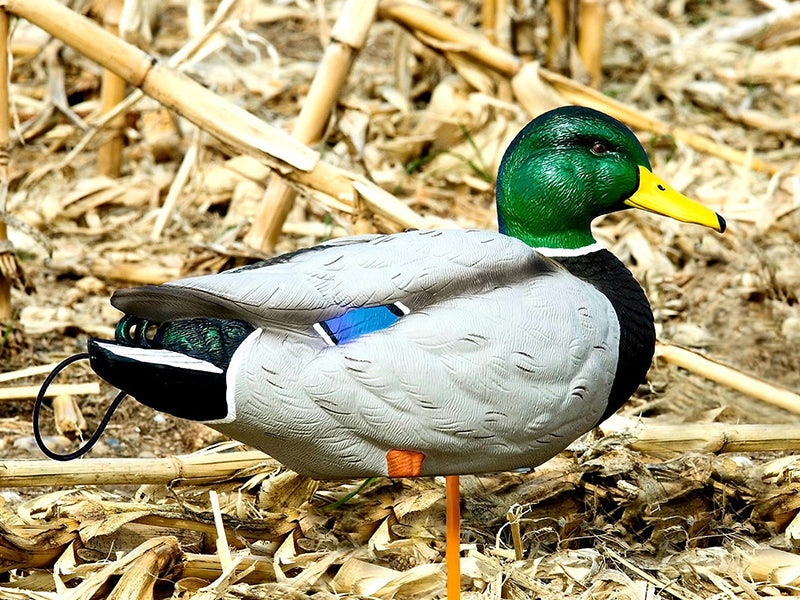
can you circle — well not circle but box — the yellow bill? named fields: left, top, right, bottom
left=625, top=166, right=726, bottom=233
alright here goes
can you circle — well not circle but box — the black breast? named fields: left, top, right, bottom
left=557, top=250, right=655, bottom=423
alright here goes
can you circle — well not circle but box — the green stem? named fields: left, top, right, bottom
left=0, top=307, right=20, bottom=353
left=322, top=477, right=377, bottom=510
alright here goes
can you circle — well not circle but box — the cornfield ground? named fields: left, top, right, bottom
left=2, top=0, right=800, bottom=598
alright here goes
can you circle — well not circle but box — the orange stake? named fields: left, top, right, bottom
left=445, top=474, right=461, bottom=599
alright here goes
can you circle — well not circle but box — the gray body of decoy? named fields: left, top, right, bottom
left=95, top=229, right=621, bottom=478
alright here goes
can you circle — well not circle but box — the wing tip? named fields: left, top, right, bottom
left=110, top=285, right=164, bottom=310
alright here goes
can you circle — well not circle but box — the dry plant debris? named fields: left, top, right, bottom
left=1, top=0, right=800, bottom=598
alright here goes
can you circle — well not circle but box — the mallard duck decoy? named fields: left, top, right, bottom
left=38, top=106, right=725, bottom=598
left=87, top=105, right=724, bottom=477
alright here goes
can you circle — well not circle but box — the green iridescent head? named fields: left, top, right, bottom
left=496, top=106, right=724, bottom=250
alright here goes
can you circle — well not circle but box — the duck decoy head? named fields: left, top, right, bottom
left=496, top=105, right=725, bottom=250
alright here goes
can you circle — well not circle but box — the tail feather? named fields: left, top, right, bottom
left=86, top=315, right=256, bottom=422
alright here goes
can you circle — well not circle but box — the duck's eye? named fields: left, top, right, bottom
left=591, top=142, right=607, bottom=155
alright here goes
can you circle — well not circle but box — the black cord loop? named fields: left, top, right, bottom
left=34, top=353, right=127, bottom=461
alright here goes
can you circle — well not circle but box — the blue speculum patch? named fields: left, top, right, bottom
left=315, top=303, right=409, bottom=345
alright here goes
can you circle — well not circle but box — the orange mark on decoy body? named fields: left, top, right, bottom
left=386, top=449, right=425, bottom=477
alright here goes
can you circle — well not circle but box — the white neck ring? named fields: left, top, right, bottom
left=531, top=242, right=606, bottom=258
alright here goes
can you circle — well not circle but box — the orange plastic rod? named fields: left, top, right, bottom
left=445, top=474, right=461, bottom=599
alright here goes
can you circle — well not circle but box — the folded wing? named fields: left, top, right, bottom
left=111, top=229, right=553, bottom=326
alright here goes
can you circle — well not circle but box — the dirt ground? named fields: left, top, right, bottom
left=2, top=0, right=800, bottom=598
